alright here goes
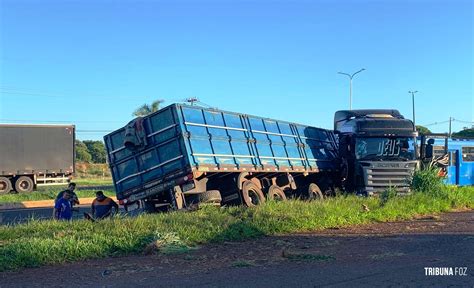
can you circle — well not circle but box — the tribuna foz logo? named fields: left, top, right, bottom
left=424, top=267, right=468, bottom=276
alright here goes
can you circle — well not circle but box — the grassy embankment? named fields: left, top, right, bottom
left=0, top=170, right=473, bottom=271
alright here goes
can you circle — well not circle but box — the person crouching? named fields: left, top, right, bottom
left=90, top=191, right=119, bottom=220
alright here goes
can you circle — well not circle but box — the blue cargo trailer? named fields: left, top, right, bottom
left=426, top=137, right=474, bottom=186
left=104, top=104, right=340, bottom=211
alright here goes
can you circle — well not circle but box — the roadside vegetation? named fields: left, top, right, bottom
left=75, top=162, right=111, bottom=179
left=0, top=170, right=472, bottom=271
left=73, top=177, right=113, bottom=186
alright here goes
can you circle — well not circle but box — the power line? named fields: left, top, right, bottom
left=422, top=118, right=474, bottom=127
left=0, top=87, right=139, bottom=101
left=453, top=119, right=474, bottom=124
left=76, top=130, right=112, bottom=133
left=422, top=120, right=450, bottom=127
left=0, top=119, right=124, bottom=124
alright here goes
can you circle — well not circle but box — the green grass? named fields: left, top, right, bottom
left=0, top=187, right=115, bottom=203
left=0, top=184, right=473, bottom=271
left=73, top=178, right=113, bottom=186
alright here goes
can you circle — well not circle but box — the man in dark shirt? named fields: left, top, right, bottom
left=53, top=191, right=73, bottom=220
left=91, top=191, right=118, bottom=219
left=56, top=182, right=79, bottom=207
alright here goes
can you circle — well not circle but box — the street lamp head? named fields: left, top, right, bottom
left=338, top=72, right=351, bottom=77
left=352, top=68, right=366, bottom=77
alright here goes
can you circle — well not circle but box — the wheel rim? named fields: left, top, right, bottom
left=269, top=188, right=285, bottom=201
left=248, top=189, right=260, bottom=205
left=308, top=184, right=323, bottom=200
left=19, top=180, right=30, bottom=191
left=0, top=181, right=6, bottom=190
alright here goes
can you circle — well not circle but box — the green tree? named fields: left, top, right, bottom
left=132, top=99, right=164, bottom=117
left=416, top=125, right=431, bottom=135
left=452, top=128, right=474, bottom=138
left=75, top=140, right=92, bottom=163
left=83, top=140, right=107, bottom=163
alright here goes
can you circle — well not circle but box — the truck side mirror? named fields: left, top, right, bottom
left=425, top=139, right=434, bottom=159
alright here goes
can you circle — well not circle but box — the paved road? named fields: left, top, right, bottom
left=2, top=211, right=473, bottom=287
left=0, top=205, right=126, bottom=225
left=0, top=206, right=94, bottom=224
left=150, top=235, right=473, bottom=288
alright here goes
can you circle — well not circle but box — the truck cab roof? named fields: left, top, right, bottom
left=334, top=109, right=417, bottom=137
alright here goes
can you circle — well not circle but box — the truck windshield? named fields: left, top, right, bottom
left=355, top=137, right=416, bottom=160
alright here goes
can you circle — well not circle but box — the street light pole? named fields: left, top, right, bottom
left=408, top=90, right=418, bottom=128
left=338, top=68, right=365, bottom=110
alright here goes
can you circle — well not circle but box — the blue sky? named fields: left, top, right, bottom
left=0, top=0, right=472, bottom=140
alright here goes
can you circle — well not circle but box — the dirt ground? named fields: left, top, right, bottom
left=2, top=211, right=473, bottom=287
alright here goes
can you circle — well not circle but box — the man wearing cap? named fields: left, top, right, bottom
left=91, top=191, right=119, bottom=219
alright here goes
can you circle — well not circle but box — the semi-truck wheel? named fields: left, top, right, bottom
left=266, top=185, right=287, bottom=201
left=198, top=190, right=222, bottom=204
left=0, top=177, right=12, bottom=194
left=241, top=180, right=265, bottom=207
left=306, top=183, right=324, bottom=201
left=15, top=176, right=34, bottom=193
left=185, top=190, right=222, bottom=206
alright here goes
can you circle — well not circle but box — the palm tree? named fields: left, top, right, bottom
left=132, top=99, right=165, bottom=117
left=415, top=125, right=431, bottom=135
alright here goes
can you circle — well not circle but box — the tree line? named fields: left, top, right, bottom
left=76, top=140, right=107, bottom=163
left=417, top=125, right=474, bottom=138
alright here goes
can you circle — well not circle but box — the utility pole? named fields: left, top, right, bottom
left=408, top=91, right=418, bottom=128
left=449, top=117, right=452, bottom=138
left=338, top=68, right=366, bottom=110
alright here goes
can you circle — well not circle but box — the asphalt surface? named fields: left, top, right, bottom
left=1, top=211, right=473, bottom=287
left=0, top=205, right=128, bottom=225
left=0, top=206, right=94, bottom=224
left=149, top=236, right=473, bottom=288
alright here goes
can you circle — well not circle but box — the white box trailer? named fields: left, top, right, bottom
left=0, top=124, right=75, bottom=193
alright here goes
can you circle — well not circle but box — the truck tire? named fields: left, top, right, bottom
left=15, top=176, right=34, bottom=193
left=198, top=190, right=222, bottom=204
left=0, top=177, right=12, bottom=194
left=266, top=185, right=287, bottom=201
left=175, top=190, right=185, bottom=209
left=186, top=190, right=222, bottom=205
left=306, top=183, right=324, bottom=201
left=241, top=180, right=265, bottom=207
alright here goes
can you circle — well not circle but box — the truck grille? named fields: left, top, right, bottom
left=361, top=161, right=418, bottom=195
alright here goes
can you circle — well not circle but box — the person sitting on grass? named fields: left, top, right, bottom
left=53, top=191, right=73, bottom=221
left=86, top=191, right=119, bottom=220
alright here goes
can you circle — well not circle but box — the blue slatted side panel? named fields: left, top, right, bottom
left=104, top=105, right=189, bottom=198
left=179, top=105, right=338, bottom=172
